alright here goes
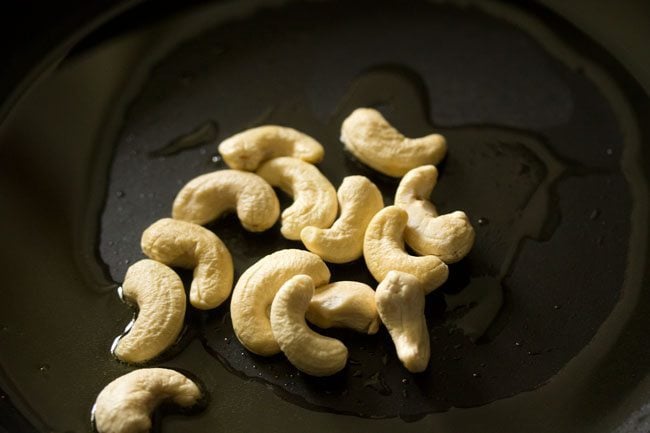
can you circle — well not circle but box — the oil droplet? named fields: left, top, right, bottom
left=515, top=341, right=522, bottom=347
left=39, top=364, right=50, bottom=374
left=477, top=217, right=490, bottom=226
left=605, top=148, right=613, bottom=155
left=401, top=378, right=409, bottom=384
left=115, top=190, right=125, bottom=198
left=211, top=155, right=222, bottom=163
left=223, top=337, right=230, bottom=344
left=589, top=209, right=600, bottom=220
left=472, top=372, right=481, bottom=378
left=553, top=304, right=561, bottom=310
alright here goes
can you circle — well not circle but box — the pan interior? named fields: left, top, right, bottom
left=0, top=0, right=645, bottom=430
left=98, top=0, right=634, bottom=419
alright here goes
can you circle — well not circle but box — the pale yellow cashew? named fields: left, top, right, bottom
left=257, top=157, right=338, bottom=240
left=230, top=249, right=330, bottom=356
left=395, top=165, right=475, bottom=263
left=92, top=368, right=202, bottom=433
left=300, top=175, right=384, bottom=263
left=364, top=206, right=448, bottom=294
left=340, top=108, right=447, bottom=177
left=271, top=275, right=348, bottom=376
left=113, top=260, right=185, bottom=364
left=172, top=170, right=280, bottom=232
left=141, top=218, right=233, bottom=310
left=306, top=281, right=380, bottom=334
left=218, top=125, right=325, bottom=171
left=375, top=271, right=430, bottom=373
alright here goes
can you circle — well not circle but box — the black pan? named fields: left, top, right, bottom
left=1, top=1, right=649, bottom=432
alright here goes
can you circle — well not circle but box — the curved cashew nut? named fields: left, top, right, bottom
left=306, top=281, right=380, bottom=334
left=271, top=275, right=348, bottom=376
left=364, top=206, right=448, bottom=294
left=141, top=218, right=233, bottom=310
left=172, top=170, right=280, bottom=232
left=113, top=260, right=186, bottom=364
left=230, top=249, right=330, bottom=356
left=340, top=108, right=447, bottom=177
left=256, top=157, right=337, bottom=240
left=395, top=165, right=475, bottom=263
left=218, top=125, right=325, bottom=171
left=300, top=175, right=384, bottom=263
left=375, top=271, right=430, bottom=373
left=92, top=368, right=202, bottom=433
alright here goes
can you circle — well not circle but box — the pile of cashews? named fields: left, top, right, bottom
left=93, top=108, right=474, bottom=433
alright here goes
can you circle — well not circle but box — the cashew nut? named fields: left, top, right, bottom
left=141, top=218, right=233, bottom=310
left=395, top=165, right=475, bottom=263
left=340, top=108, right=447, bottom=177
left=306, top=281, right=380, bottom=334
left=113, top=260, right=185, bottom=364
left=172, top=170, right=280, bottom=232
left=375, top=271, right=430, bottom=373
left=92, top=368, right=202, bottom=433
left=230, top=249, right=330, bottom=356
left=270, top=275, right=348, bottom=376
left=218, top=125, right=325, bottom=171
left=364, top=206, right=448, bottom=293
left=256, top=157, right=337, bottom=240
left=300, top=175, right=383, bottom=263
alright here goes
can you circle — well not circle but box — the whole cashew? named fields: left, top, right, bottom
left=92, top=368, right=202, bottom=433
left=270, top=275, right=348, bottom=376
left=230, top=249, right=330, bottom=356
left=300, top=175, right=384, bottom=263
left=218, top=125, right=325, bottom=171
left=395, top=165, right=475, bottom=263
left=375, top=271, right=430, bottom=373
left=172, top=170, right=280, bottom=232
left=364, top=206, right=449, bottom=293
left=340, top=108, right=447, bottom=177
left=113, top=260, right=186, bottom=364
left=141, top=218, right=233, bottom=310
left=306, top=281, right=380, bottom=334
left=256, top=157, right=337, bottom=240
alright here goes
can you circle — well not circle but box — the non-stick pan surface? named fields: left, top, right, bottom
left=1, top=1, right=649, bottom=432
